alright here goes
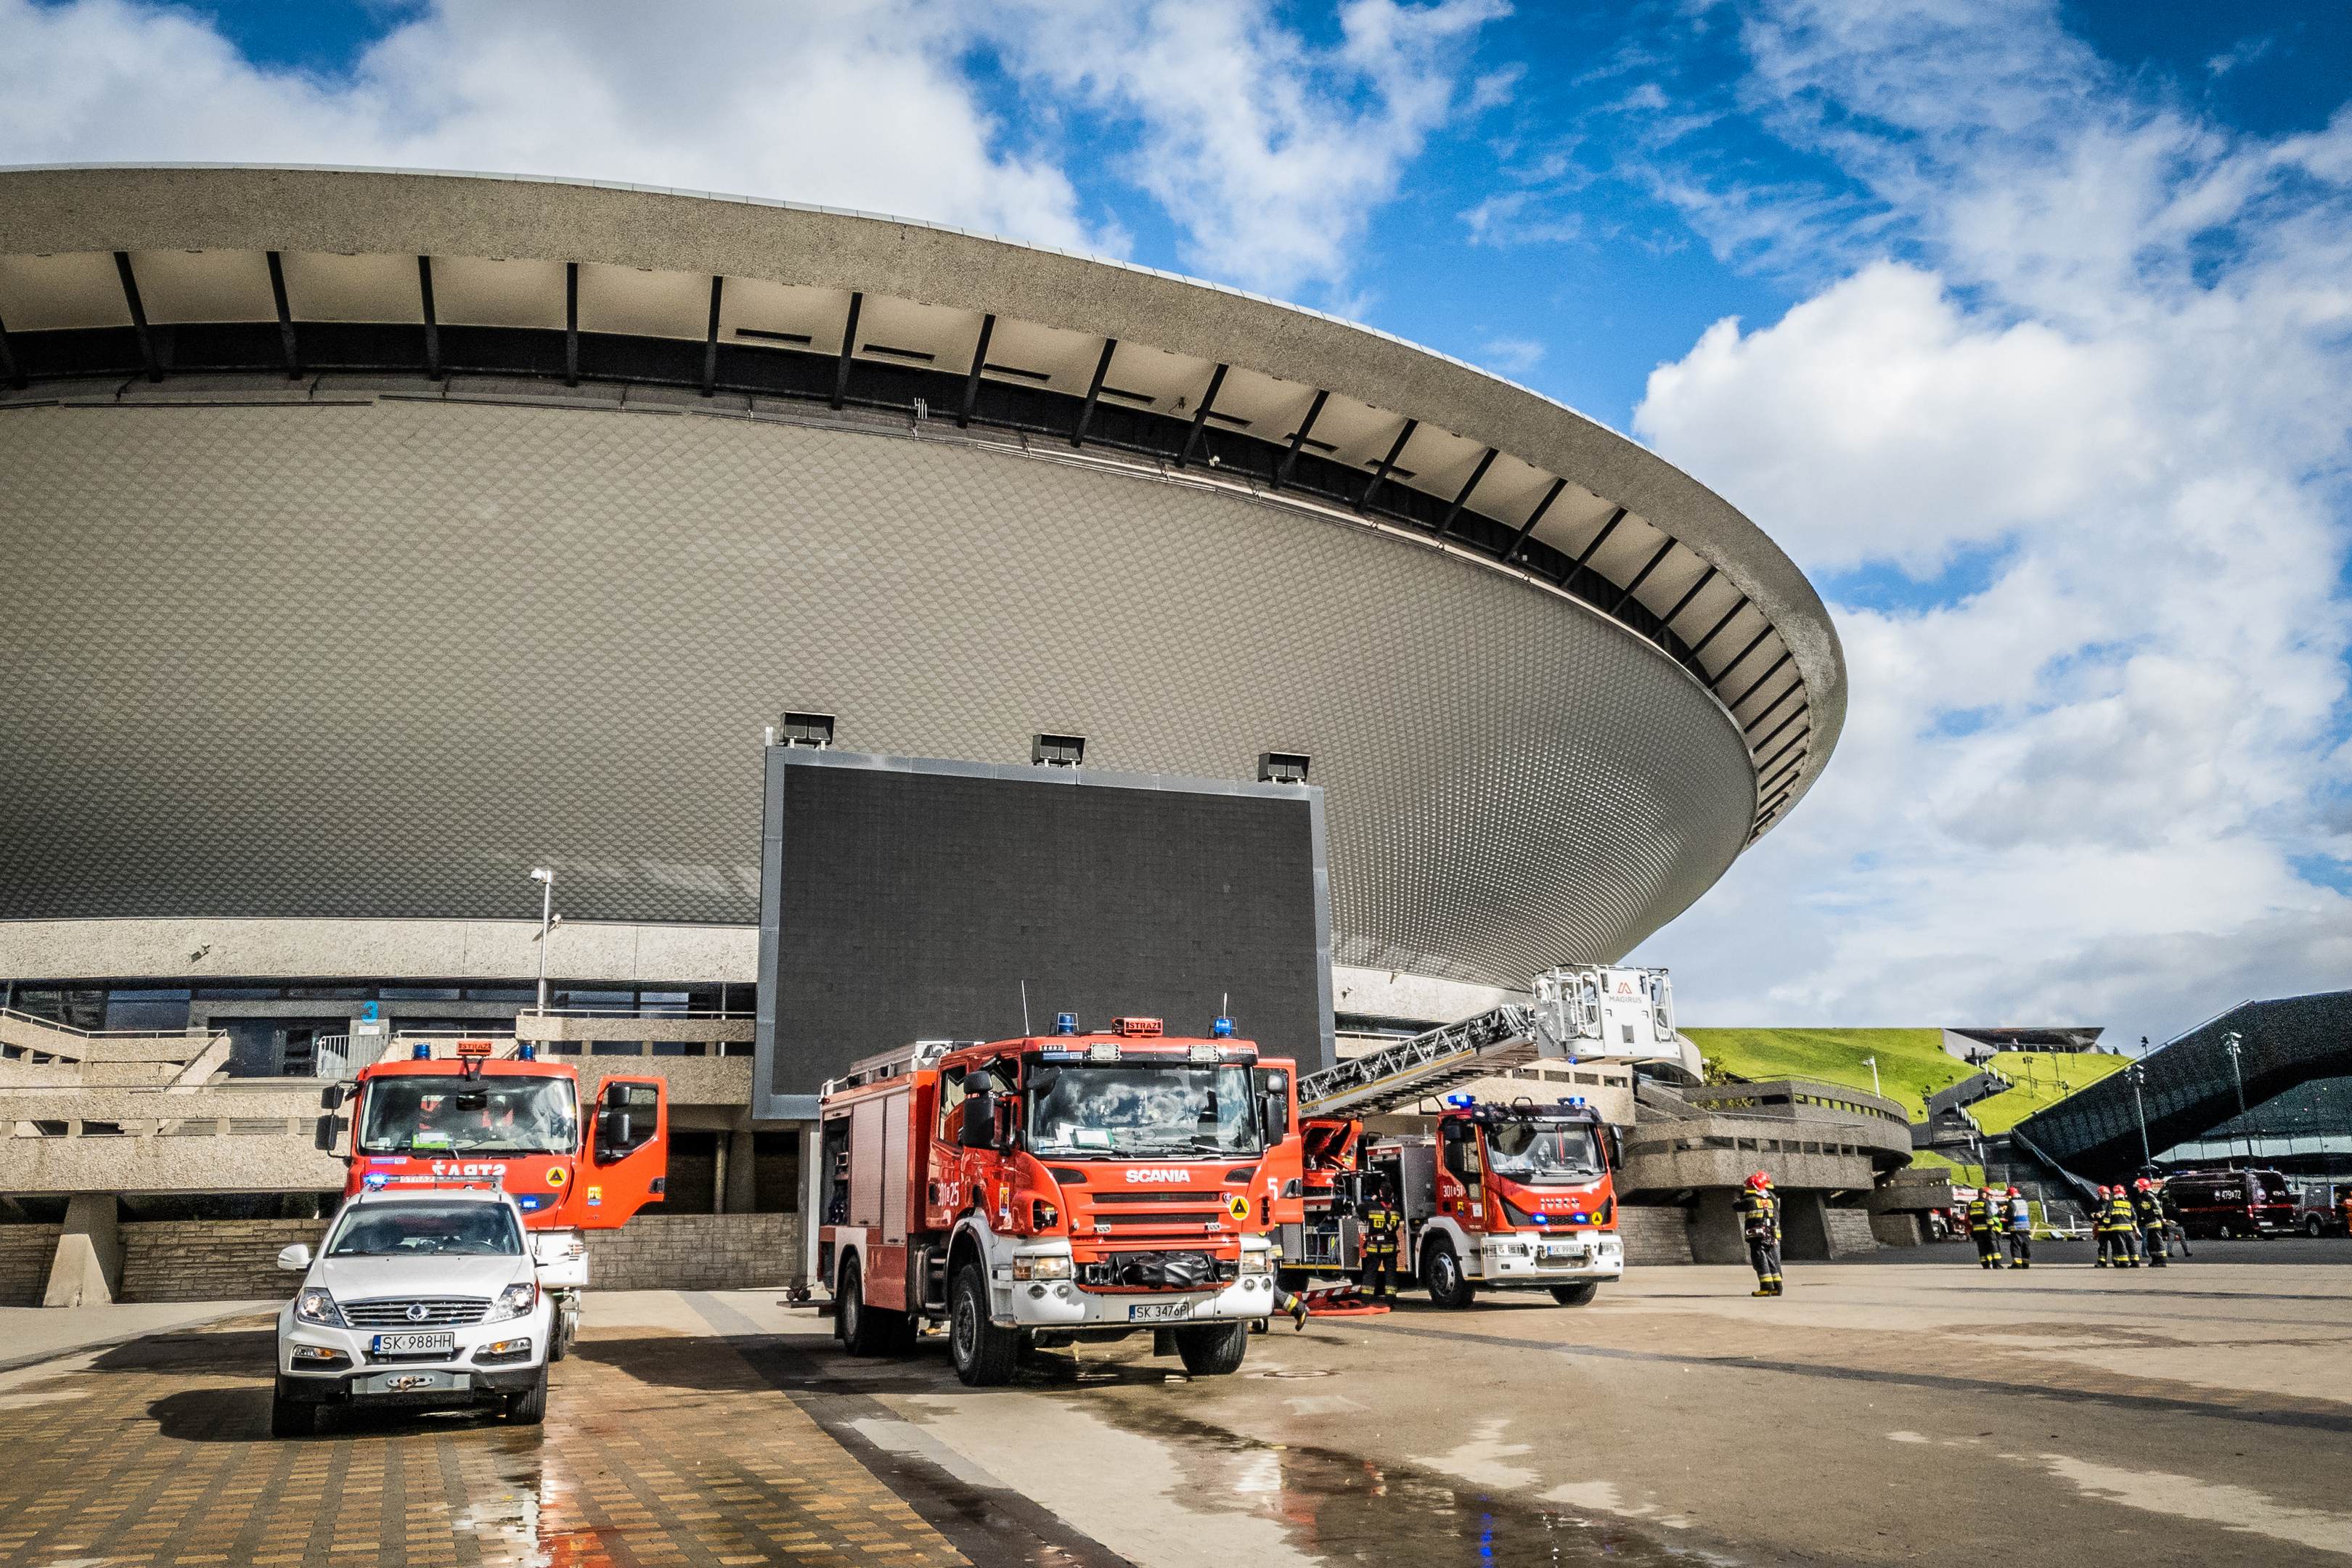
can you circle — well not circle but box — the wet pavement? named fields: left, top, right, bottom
left=1, top=1263, right=2348, bottom=1567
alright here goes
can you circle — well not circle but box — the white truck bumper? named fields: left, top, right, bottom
left=1471, top=1233, right=1624, bottom=1286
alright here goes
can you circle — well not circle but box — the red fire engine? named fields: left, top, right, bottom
left=1272, top=965, right=1659, bottom=1305
left=336, top=1038, right=669, bottom=1356
left=818, top=1014, right=1294, bottom=1384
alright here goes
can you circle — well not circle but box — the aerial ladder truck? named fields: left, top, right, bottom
left=1272, top=964, right=1675, bottom=1309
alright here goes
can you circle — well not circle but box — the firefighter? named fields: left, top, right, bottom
left=2004, top=1184, right=2032, bottom=1269
left=2339, top=1186, right=2351, bottom=1238
left=1260, top=1281, right=1311, bottom=1331
left=1736, top=1171, right=1783, bottom=1296
left=2133, top=1178, right=2168, bottom=1267
left=1966, top=1186, right=2005, bottom=1269
left=2091, top=1185, right=2117, bottom=1267
left=1360, top=1180, right=1402, bottom=1301
left=2111, top=1184, right=2144, bottom=1267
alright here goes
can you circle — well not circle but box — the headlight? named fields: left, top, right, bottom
left=1238, top=1252, right=1273, bottom=1276
left=489, top=1281, right=539, bottom=1322
left=294, top=1288, right=345, bottom=1327
left=1012, top=1255, right=1072, bottom=1281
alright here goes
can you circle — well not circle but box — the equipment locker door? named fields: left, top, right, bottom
left=881, top=1089, right=910, bottom=1245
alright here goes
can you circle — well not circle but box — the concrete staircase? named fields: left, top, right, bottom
left=0, top=1008, right=229, bottom=1090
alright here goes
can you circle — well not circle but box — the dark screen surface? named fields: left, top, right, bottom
left=755, top=751, right=1333, bottom=1116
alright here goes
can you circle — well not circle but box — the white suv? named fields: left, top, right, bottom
left=273, top=1187, right=555, bottom=1437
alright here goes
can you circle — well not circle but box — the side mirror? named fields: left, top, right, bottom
left=598, top=1110, right=632, bottom=1152
left=1605, top=1125, right=1625, bottom=1173
left=277, top=1244, right=312, bottom=1272
left=320, top=1083, right=346, bottom=1111
left=959, top=1091, right=997, bottom=1149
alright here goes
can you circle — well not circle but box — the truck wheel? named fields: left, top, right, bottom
left=269, top=1379, right=318, bottom=1439
left=2308, top=1215, right=2326, bottom=1238
left=1425, top=1241, right=1477, bottom=1310
left=949, top=1264, right=1018, bottom=1387
left=505, top=1367, right=548, bottom=1426
left=1174, top=1323, right=1250, bottom=1376
left=836, top=1257, right=904, bottom=1357
left=1548, top=1281, right=1599, bottom=1307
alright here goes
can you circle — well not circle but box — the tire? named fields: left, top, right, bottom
left=2216, top=1220, right=2235, bottom=1240
left=2308, top=1216, right=2326, bottom=1238
left=1424, top=1240, right=1477, bottom=1310
left=547, top=1302, right=575, bottom=1363
left=505, top=1367, right=547, bottom=1426
left=1174, top=1322, right=1250, bottom=1376
left=948, top=1264, right=1018, bottom=1387
left=1548, top=1281, right=1600, bottom=1307
left=269, top=1379, right=318, bottom=1439
left=837, top=1257, right=904, bottom=1358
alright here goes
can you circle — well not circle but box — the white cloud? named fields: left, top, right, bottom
left=1477, top=335, right=1546, bottom=372
left=0, top=0, right=1513, bottom=295
left=1630, top=0, right=2352, bottom=1045
left=978, top=0, right=1511, bottom=294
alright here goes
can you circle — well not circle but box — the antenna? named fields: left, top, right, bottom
left=1021, top=979, right=1032, bottom=1038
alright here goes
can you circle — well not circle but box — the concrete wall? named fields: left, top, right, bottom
left=0, top=1223, right=62, bottom=1307
left=584, top=1212, right=803, bottom=1291
left=1618, top=1204, right=1694, bottom=1267
left=119, top=1217, right=318, bottom=1302
left=1870, top=1212, right=1924, bottom=1247
left=1825, top=1206, right=1879, bottom=1258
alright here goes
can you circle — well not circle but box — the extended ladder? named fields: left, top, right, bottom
left=1298, top=1004, right=1558, bottom=1118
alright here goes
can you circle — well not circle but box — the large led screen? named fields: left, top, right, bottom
left=754, top=750, right=1333, bottom=1116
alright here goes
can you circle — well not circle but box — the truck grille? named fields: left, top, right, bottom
left=1079, top=1251, right=1238, bottom=1289
left=343, top=1297, right=490, bottom=1327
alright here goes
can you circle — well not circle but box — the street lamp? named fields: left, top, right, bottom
left=1862, top=1055, right=1881, bottom=1099
left=2222, top=1030, right=2247, bottom=1164
left=2127, top=1060, right=2150, bottom=1172
left=530, top=867, right=555, bottom=1014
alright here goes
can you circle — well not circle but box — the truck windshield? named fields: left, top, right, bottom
left=327, top=1201, right=523, bottom=1257
left=1025, top=1063, right=1262, bottom=1157
left=1484, top=1121, right=1604, bottom=1184
left=358, top=1076, right=579, bottom=1156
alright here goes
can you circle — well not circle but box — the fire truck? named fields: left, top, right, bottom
left=334, top=1038, right=669, bottom=1357
left=817, top=1015, right=1294, bottom=1385
left=1273, top=964, right=1673, bottom=1307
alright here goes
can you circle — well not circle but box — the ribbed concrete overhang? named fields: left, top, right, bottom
left=0, top=163, right=1842, bottom=832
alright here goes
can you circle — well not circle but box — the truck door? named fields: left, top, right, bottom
left=1255, top=1065, right=1301, bottom=1229
left=576, top=1076, right=668, bottom=1227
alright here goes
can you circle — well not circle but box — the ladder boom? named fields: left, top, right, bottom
left=1299, top=1005, right=1554, bottom=1118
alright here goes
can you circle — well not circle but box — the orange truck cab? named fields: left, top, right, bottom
left=1290, top=1096, right=1622, bottom=1308
left=339, top=1040, right=669, bottom=1355
left=819, top=1014, right=1294, bottom=1385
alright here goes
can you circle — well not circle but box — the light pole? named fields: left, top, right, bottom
left=1862, top=1055, right=1881, bottom=1099
left=2223, top=1031, right=2247, bottom=1164
left=531, top=867, right=555, bottom=1014
left=2127, top=1059, right=2150, bottom=1172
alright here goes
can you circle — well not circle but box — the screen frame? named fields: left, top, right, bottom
left=753, top=747, right=1334, bottom=1121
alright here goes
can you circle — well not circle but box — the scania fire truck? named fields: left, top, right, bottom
left=1273, top=964, right=1675, bottom=1308
left=337, top=1038, right=669, bottom=1357
left=817, top=1015, right=1295, bottom=1385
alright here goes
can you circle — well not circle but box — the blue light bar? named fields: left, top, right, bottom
left=516, top=1043, right=536, bottom=1061
left=1054, top=1012, right=1078, bottom=1036
left=412, top=1043, right=432, bottom=1060
left=1444, top=1093, right=1475, bottom=1108
left=1211, top=1016, right=1235, bottom=1038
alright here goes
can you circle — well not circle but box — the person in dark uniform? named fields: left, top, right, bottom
left=1736, top=1171, right=1783, bottom=1296
left=1966, top=1187, right=2006, bottom=1269
left=2133, top=1179, right=2168, bottom=1267
left=2109, top=1185, right=2144, bottom=1267
left=1360, top=1181, right=1402, bottom=1300
left=2091, top=1185, right=2118, bottom=1267
left=2003, top=1185, right=2032, bottom=1269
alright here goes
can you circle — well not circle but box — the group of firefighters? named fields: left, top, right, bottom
left=1728, top=1169, right=2204, bottom=1297
left=1960, top=1177, right=2184, bottom=1270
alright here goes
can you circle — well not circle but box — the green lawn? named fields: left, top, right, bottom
left=1681, top=1027, right=1967, bottom=1120
left=1966, top=1050, right=2128, bottom=1133
left=1683, top=1028, right=2128, bottom=1135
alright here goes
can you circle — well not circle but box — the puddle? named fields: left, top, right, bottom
left=2041, top=1454, right=2352, bottom=1557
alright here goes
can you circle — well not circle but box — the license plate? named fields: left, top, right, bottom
left=1128, top=1300, right=1194, bottom=1322
left=1544, top=1242, right=1583, bottom=1259
left=371, top=1331, right=456, bottom=1356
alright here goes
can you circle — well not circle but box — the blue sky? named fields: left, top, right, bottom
left=4, top=0, right=2349, bottom=1040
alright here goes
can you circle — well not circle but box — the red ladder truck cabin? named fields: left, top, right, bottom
left=818, top=1014, right=1294, bottom=1385
left=339, top=1038, right=669, bottom=1357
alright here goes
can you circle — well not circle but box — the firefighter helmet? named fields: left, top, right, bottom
left=2006, top=1185, right=2021, bottom=1197
left=1746, top=1170, right=1772, bottom=1190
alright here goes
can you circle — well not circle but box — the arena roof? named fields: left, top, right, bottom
left=0, top=164, right=1842, bottom=835
left=0, top=165, right=1844, bottom=992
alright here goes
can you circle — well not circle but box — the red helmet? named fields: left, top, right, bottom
left=2006, top=1185, right=2021, bottom=1197
left=1746, top=1171, right=1772, bottom=1190
left=2096, top=1185, right=2112, bottom=1197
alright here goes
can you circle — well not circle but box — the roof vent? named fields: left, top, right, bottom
left=1032, top=732, right=1085, bottom=768
left=780, top=712, right=835, bottom=749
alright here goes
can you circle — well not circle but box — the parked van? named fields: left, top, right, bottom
left=2161, top=1168, right=2296, bottom=1238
